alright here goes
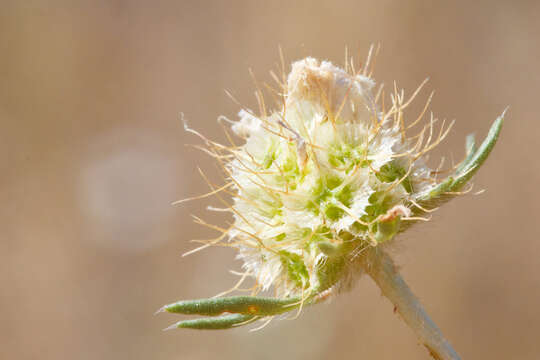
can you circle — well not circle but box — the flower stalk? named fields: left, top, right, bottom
left=360, top=247, right=461, bottom=360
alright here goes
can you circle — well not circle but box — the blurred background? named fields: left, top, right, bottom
left=1, top=1, right=538, bottom=359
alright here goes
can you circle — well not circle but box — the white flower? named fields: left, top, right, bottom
left=187, top=56, right=453, bottom=298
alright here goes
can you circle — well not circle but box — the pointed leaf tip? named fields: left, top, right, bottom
left=416, top=110, right=506, bottom=207
left=451, top=110, right=505, bottom=191
left=154, top=306, right=166, bottom=315
left=163, top=323, right=179, bottom=331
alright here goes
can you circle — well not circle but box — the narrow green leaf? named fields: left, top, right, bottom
left=450, top=109, right=505, bottom=191
left=166, top=314, right=257, bottom=330
left=161, top=295, right=300, bottom=316
left=418, top=110, right=505, bottom=203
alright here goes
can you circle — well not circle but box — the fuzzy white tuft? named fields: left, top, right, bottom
left=190, top=56, right=452, bottom=298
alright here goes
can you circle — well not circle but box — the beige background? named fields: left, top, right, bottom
left=1, top=1, right=539, bottom=359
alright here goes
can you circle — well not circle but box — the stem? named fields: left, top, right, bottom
left=360, top=247, right=461, bottom=360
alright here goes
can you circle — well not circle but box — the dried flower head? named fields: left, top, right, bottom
left=159, top=49, right=504, bottom=331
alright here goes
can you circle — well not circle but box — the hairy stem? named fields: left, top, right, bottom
left=360, top=247, right=461, bottom=360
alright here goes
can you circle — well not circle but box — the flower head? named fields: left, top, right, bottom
left=203, top=56, right=448, bottom=297
left=161, top=50, right=504, bottom=330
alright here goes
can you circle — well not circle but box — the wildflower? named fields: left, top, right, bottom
left=158, top=49, right=504, bottom=333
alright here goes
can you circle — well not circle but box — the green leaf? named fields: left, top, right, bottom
left=418, top=110, right=505, bottom=203
left=166, top=314, right=257, bottom=330
left=449, top=109, right=505, bottom=191
left=161, top=295, right=300, bottom=316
